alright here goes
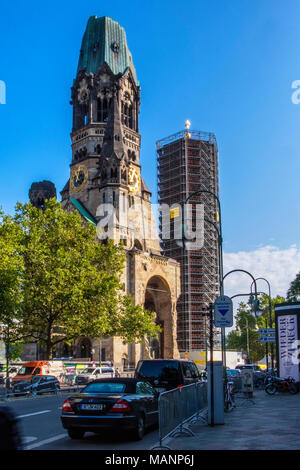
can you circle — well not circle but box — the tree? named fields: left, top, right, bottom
left=287, top=273, right=300, bottom=302
left=226, top=302, right=265, bottom=363
left=14, top=199, right=159, bottom=359
left=0, top=211, right=24, bottom=373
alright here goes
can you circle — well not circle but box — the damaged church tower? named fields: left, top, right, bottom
left=60, top=16, right=180, bottom=366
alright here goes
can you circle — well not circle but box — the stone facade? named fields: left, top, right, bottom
left=56, top=16, right=180, bottom=368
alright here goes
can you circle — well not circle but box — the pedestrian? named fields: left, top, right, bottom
left=0, top=406, right=23, bottom=450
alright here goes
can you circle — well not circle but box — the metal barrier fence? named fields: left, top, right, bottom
left=152, top=382, right=207, bottom=450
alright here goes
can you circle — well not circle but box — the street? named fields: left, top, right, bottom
left=4, top=393, right=159, bottom=450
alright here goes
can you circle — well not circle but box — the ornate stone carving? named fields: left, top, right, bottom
left=29, top=181, right=57, bottom=210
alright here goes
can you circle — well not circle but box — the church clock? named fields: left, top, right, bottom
left=70, top=165, right=89, bottom=192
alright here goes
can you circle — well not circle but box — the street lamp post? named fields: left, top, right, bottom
left=250, top=278, right=274, bottom=372
left=245, top=317, right=250, bottom=363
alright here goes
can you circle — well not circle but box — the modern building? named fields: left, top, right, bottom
left=156, top=127, right=220, bottom=356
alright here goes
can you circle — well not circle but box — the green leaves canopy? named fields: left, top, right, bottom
left=1, top=199, right=159, bottom=359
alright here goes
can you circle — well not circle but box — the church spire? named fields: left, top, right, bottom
left=77, top=16, right=138, bottom=86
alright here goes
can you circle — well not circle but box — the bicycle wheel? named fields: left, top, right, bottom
left=288, top=383, right=298, bottom=394
left=265, top=383, right=277, bottom=395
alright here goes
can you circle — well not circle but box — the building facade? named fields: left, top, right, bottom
left=53, top=16, right=180, bottom=367
left=156, top=129, right=220, bottom=356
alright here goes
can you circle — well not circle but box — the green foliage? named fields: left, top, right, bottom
left=0, top=199, right=160, bottom=359
left=226, top=302, right=266, bottom=363
left=227, top=294, right=286, bottom=363
left=0, top=211, right=24, bottom=359
left=287, top=272, right=300, bottom=302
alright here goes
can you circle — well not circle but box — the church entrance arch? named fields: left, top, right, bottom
left=144, top=276, right=173, bottom=359
left=78, top=337, right=92, bottom=359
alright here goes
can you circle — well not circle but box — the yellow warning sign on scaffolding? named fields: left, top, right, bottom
left=170, top=207, right=180, bottom=219
left=194, top=351, right=206, bottom=365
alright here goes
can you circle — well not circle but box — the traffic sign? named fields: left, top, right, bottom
left=258, top=327, right=275, bottom=343
left=258, top=336, right=276, bottom=343
left=214, top=295, right=233, bottom=328
left=258, top=328, right=275, bottom=335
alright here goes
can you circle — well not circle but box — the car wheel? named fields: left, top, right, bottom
left=67, top=429, right=85, bottom=439
left=134, top=415, right=145, bottom=440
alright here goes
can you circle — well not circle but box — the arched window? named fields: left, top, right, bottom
left=129, top=106, right=133, bottom=129
left=121, top=101, right=125, bottom=124
left=134, top=239, right=143, bottom=251
left=95, top=144, right=101, bottom=155
left=97, top=97, right=111, bottom=122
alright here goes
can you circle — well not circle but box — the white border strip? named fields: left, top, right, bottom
left=275, top=305, right=300, bottom=311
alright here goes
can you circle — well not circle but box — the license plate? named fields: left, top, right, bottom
left=80, top=404, right=104, bottom=411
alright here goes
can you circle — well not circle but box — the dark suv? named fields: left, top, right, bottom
left=135, top=359, right=201, bottom=392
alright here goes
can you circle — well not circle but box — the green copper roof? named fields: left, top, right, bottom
left=70, top=198, right=96, bottom=226
left=77, top=16, right=138, bottom=85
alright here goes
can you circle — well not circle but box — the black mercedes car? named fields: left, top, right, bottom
left=61, top=378, right=158, bottom=440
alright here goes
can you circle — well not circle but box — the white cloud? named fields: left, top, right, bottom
left=223, top=244, right=300, bottom=303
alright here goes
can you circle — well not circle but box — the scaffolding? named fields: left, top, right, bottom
left=156, top=129, right=220, bottom=353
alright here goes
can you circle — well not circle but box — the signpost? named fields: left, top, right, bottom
left=214, top=295, right=233, bottom=328
left=258, top=328, right=275, bottom=343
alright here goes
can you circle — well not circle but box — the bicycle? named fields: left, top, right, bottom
left=224, top=381, right=236, bottom=411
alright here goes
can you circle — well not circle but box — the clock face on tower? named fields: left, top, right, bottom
left=128, top=166, right=140, bottom=193
left=70, top=165, right=89, bottom=192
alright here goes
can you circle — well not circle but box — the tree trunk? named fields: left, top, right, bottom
left=46, top=324, right=53, bottom=360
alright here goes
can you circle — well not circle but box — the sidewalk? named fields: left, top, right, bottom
left=161, top=390, right=300, bottom=450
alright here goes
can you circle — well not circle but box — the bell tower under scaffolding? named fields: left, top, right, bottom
left=156, top=127, right=220, bottom=354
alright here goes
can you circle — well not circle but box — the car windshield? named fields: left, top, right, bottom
left=138, top=361, right=180, bottom=381
left=227, top=370, right=239, bottom=376
left=17, top=367, right=35, bottom=375
left=82, top=382, right=126, bottom=394
left=81, top=368, right=95, bottom=374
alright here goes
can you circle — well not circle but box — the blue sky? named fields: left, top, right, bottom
left=1, top=0, right=300, bottom=258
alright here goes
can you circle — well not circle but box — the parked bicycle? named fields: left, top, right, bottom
left=224, top=380, right=235, bottom=411
left=265, top=376, right=298, bottom=395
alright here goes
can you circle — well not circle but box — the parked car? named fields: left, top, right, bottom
left=61, top=378, right=159, bottom=440
left=12, top=375, right=60, bottom=396
left=135, top=359, right=201, bottom=392
left=235, top=364, right=261, bottom=372
left=75, top=366, right=115, bottom=385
